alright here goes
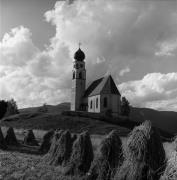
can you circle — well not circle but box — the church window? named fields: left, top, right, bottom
left=96, top=98, right=98, bottom=108
left=79, top=72, right=82, bottom=79
left=90, top=100, right=92, bottom=109
left=73, top=72, right=75, bottom=79
left=103, top=97, right=107, bottom=108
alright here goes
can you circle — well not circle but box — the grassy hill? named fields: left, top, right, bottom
left=0, top=102, right=176, bottom=139
left=0, top=103, right=130, bottom=136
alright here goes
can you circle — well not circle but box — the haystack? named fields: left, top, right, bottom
left=23, top=130, right=38, bottom=146
left=5, top=127, right=19, bottom=145
left=44, top=130, right=73, bottom=166
left=114, top=120, right=166, bottom=180
left=71, top=134, right=77, bottom=144
left=87, top=130, right=122, bottom=180
left=160, top=151, right=177, bottom=180
left=39, top=129, right=54, bottom=153
left=65, top=131, right=94, bottom=176
left=0, top=127, right=7, bottom=149
left=174, top=136, right=177, bottom=151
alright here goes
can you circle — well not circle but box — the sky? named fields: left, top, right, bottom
left=0, top=0, right=177, bottom=111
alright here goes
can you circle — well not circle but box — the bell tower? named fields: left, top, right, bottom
left=71, top=45, right=86, bottom=111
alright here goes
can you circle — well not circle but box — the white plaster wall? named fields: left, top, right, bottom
left=88, top=95, right=100, bottom=113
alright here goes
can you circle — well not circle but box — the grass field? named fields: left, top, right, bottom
left=0, top=136, right=175, bottom=180
left=0, top=103, right=176, bottom=179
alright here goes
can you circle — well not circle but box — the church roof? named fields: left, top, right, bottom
left=74, top=48, right=85, bottom=61
left=84, top=75, right=121, bottom=97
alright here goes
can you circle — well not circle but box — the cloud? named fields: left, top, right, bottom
left=0, top=26, right=39, bottom=66
left=0, top=26, right=72, bottom=107
left=0, top=0, right=177, bottom=111
left=119, top=67, right=130, bottom=77
left=155, top=39, right=177, bottom=57
left=119, top=72, right=177, bottom=110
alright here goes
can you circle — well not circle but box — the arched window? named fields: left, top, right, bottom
left=96, top=98, right=98, bottom=108
left=79, top=72, right=82, bottom=79
left=73, top=71, right=75, bottom=79
left=90, top=100, right=92, bottom=109
left=103, top=97, right=107, bottom=108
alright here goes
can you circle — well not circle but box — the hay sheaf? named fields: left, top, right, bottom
left=65, top=131, right=94, bottom=176
left=44, top=130, right=73, bottom=166
left=23, top=130, right=38, bottom=146
left=87, top=130, right=122, bottom=180
left=0, top=127, right=7, bottom=149
left=39, top=129, right=54, bottom=154
left=174, top=136, right=177, bottom=151
left=160, top=151, right=177, bottom=180
left=115, top=120, right=166, bottom=180
left=5, top=127, right=19, bottom=146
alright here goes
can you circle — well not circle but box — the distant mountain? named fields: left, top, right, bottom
left=130, top=107, right=177, bottom=134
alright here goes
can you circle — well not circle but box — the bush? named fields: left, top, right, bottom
left=120, top=97, right=130, bottom=117
left=0, top=100, right=8, bottom=119
left=5, top=99, right=19, bottom=117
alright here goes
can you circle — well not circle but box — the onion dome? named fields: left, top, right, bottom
left=74, top=48, right=85, bottom=61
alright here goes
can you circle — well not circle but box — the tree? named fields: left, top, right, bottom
left=5, top=99, right=19, bottom=116
left=0, top=100, right=8, bottom=119
left=120, top=97, right=130, bottom=117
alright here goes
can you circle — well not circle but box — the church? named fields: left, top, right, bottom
left=71, top=46, right=121, bottom=117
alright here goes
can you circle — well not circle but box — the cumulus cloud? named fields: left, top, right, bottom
left=0, top=26, right=72, bottom=107
left=0, top=0, right=177, bottom=111
left=0, top=26, right=39, bottom=66
left=119, top=72, right=177, bottom=110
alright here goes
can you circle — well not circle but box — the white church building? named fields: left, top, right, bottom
left=71, top=47, right=121, bottom=116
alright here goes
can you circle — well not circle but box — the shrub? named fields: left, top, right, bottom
left=0, top=100, right=8, bottom=119
left=5, top=99, right=19, bottom=117
left=120, top=97, right=130, bottom=117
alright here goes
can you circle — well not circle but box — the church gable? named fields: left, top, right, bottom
left=88, top=75, right=121, bottom=97
left=101, top=75, right=121, bottom=95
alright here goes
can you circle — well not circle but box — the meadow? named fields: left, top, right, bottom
left=0, top=126, right=176, bottom=180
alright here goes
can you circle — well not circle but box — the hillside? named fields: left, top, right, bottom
left=131, top=107, right=177, bottom=134
left=0, top=103, right=130, bottom=136
left=0, top=103, right=176, bottom=138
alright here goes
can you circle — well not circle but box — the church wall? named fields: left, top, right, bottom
left=100, top=94, right=121, bottom=116
left=88, top=95, right=100, bottom=113
left=111, top=94, right=121, bottom=116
